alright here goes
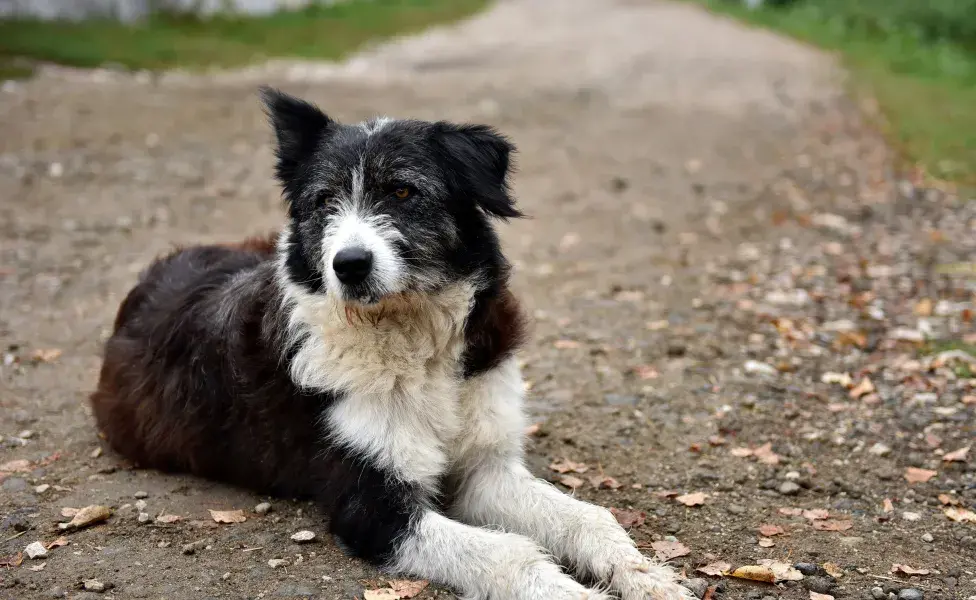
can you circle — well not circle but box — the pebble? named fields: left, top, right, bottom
left=778, top=481, right=801, bottom=496
left=83, top=580, right=110, bottom=593
left=898, top=590, right=923, bottom=600
left=290, top=530, right=316, bottom=543
left=871, top=587, right=886, bottom=600
left=683, top=578, right=708, bottom=599
left=726, top=503, right=746, bottom=515
left=744, top=360, right=778, bottom=377
left=34, top=484, right=50, bottom=494
left=135, top=499, right=147, bottom=511
left=268, top=558, right=291, bottom=569
left=803, top=576, right=835, bottom=594
left=921, top=532, right=934, bottom=543
left=255, top=502, right=272, bottom=515
left=794, top=562, right=821, bottom=576
left=221, top=572, right=231, bottom=581
left=134, top=491, right=149, bottom=499
left=24, top=541, right=48, bottom=559
left=181, top=540, right=208, bottom=555
left=17, top=430, right=35, bottom=439
left=137, top=512, right=151, bottom=524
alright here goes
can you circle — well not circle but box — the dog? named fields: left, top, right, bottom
left=90, top=87, right=695, bottom=600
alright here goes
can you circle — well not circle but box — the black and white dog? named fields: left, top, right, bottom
left=91, top=88, right=694, bottom=600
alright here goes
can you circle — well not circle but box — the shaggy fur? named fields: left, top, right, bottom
left=91, top=87, right=694, bottom=600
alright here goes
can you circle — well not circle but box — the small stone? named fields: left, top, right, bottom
left=871, top=587, right=886, bottom=600
left=133, top=491, right=148, bottom=499
left=17, top=430, right=35, bottom=439
left=804, top=576, right=835, bottom=594
left=181, top=540, right=207, bottom=555
left=24, top=541, right=48, bottom=559
left=221, top=572, right=231, bottom=581
left=869, top=443, right=892, bottom=456
left=83, top=580, right=110, bottom=593
left=744, top=360, right=778, bottom=377
left=268, top=558, right=291, bottom=569
left=290, top=530, right=316, bottom=543
left=90, top=447, right=103, bottom=458
left=778, top=481, right=801, bottom=496
left=45, top=586, right=66, bottom=598
left=794, top=562, right=821, bottom=576
left=34, top=484, right=50, bottom=494
left=255, top=502, right=272, bottom=515
left=898, top=590, right=924, bottom=600
left=726, top=503, right=746, bottom=515
left=137, top=513, right=151, bottom=524
left=921, top=533, right=934, bottom=543
left=683, top=578, right=708, bottom=599
left=135, top=500, right=147, bottom=511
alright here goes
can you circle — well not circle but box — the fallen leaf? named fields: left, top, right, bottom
left=779, top=507, right=803, bottom=517
left=155, top=514, right=182, bottom=524
left=389, top=580, right=429, bottom=599
left=758, top=559, right=804, bottom=581
left=209, top=509, right=246, bottom=524
left=942, top=446, right=970, bottom=462
left=46, top=537, right=69, bottom=550
left=549, top=459, right=589, bottom=474
left=697, top=561, right=731, bottom=577
left=904, top=467, right=937, bottom=484
left=363, top=589, right=399, bottom=600
left=802, top=509, right=829, bottom=521
left=730, top=447, right=754, bottom=458
left=30, top=562, right=46, bottom=572
left=702, top=586, right=717, bottom=600
left=810, top=593, right=834, bottom=600
left=883, top=499, right=894, bottom=513
left=610, top=508, right=645, bottom=529
left=0, top=459, right=32, bottom=473
left=891, top=564, right=930, bottom=576
left=633, top=365, right=660, bottom=380
left=589, top=475, right=622, bottom=490
left=676, top=492, right=708, bottom=507
left=753, top=443, right=780, bottom=465
left=962, top=395, right=976, bottom=405
left=652, top=490, right=680, bottom=499
left=945, top=507, right=976, bottom=523
left=937, top=494, right=959, bottom=506
left=821, top=371, right=853, bottom=387
left=914, top=298, right=934, bottom=316
left=31, top=348, right=62, bottom=363
left=0, top=553, right=24, bottom=568
left=729, top=565, right=776, bottom=583
left=822, top=562, right=843, bottom=578
left=849, top=377, right=875, bottom=399
left=651, top=540, right=691, bottom=562
left=758, top=537, right=775, bottom=548
left=553, top=339, right=581, bottom=350
left=812, top=520, right=853, bottom=532
left=758, top=524, right=785, bottom=537
left=559, top=475, right=584, bottom=489
left=58, top=505, right=111, bottom=531
left=707, top=435, right=726, bottom=446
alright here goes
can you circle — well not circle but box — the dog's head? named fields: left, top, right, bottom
left=262, top=87, right=521, bottom=306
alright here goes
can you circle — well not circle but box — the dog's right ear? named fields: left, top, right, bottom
left=260, top=86, right=333, bottom=191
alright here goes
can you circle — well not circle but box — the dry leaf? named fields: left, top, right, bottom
left=676, top=492, right=708, bottom=507
left=633, top=365, right=659, bottom=380
left=729, top=565, right=776, bottom=583
left=942, top=446, right=970, bottom=462
left=730, top=447, right=754, bottom=458
left=779, top=507, right=803, bottom=517
left=758, top=559, right=805, bottom=581
left=822, top=562, right=843, bottom=578
left=389, top=580, right=429, bottom=599
left=46, top=537, right=69, bottom=550
left=758, top=524, right=785, bottom=536
left=849, top=377, right=875, bottom=399
left=937, top=494, right=959, bottom=506
left=58, top=505, right=111, bottom=531
left=31, top=348, right=62, bottom=363
left=757, top=537, right=775, bottom=548
left=810, top=593, right=835, bottom=600
left=651, top=540, right=691, bottom=562
left=0, top=553, right=24, bottom=568
left=891, top=564, right=930, bottom=576
left=559, top=475, right=584, bottom=489
left=904, top=467, right=937, bottom=484
left=883, top=499, right=894, bottom=513
left=802, top=509, right=829, bottom=521
left=553, top=339, right=581, bottom=350
left=707, top=436, right=727, bottom=446
left=155, top=514, right=182, bottom=524
left=945, top=507, right=976, bottom=523
left=752, top=443, right=780, bottom=465
left=363, top=589, right=399, bottom=600
left=812, top=520, right=852, bottom=532
left=610, top=508, right=645, bottom=529
left=697, top=561, right=731, bottom=577
left=589, top=475, right=622, bottom=490
left=209, top=509, right=246, bottom=524
left=549, top=459, right=589, bottom=474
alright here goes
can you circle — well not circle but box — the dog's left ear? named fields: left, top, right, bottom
left=259, top=86, right=334, bottom=194
left=435, top=123, right=523, bottom=219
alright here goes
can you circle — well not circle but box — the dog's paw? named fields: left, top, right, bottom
left=610, top=555, right=698, bottom=600
left=509, top=564, right=612, bottom=600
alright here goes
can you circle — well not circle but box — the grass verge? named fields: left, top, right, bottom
left=689, top=0, right=976, bottom=187
left=0, top=0, right=486, bottom=77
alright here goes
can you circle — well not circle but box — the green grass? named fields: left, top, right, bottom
left=923, top=340, right=976, bottom=378
left=689, top=0, right=976, bottom=187
left=0, top=0, right=486, bottom=75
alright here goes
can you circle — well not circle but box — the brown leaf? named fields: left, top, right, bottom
left=802, top=509, right=829, bottom=521
left=676, top=492, right=708, bottom=507
left=757, top=537, right=775, bottom=548
left=58, top=505, right=111, bottom=531
left=758, top=524, right=785, bottom=537
left=633, top=365, right=659, bottom=380
left=758, top=559, right=805, bottom=581
left=849, top=377, right=875, bottom=399
left=31, top=348, right=62, bottom=363
left=810, top=593, right=835, bottom=600
left=558, top=475, right=584, bottom=489
left=812, top=520, right=852, bottom=532
left=549, top=459, right=589, bottom=474
left=589, top=475, right=622, bottom=490
left=363, top=589, right=400, bottom=600
left=651, top=540, right=691, bottom=562
left=942, top=446, right=970, bottom=462
left=729, top=565, right=776, bottom=583
left=822, top=562, right=843, bottom=578
left=553, top=339, right=581, bottom=350
left=914, top=298, right=934, bottom=316
left=45, top=537, right=69, bottom=550
left=937, top=494, right=959, bottom=506
left=209, top=509, right=246, bottom=524
left=753, top=443, right=781, bottom=466
left=891, top=564, right=930, bottom=576
left=389, top=580, right=429, bottom=599
left=610, top=508, right=645, bottom=529
left=779, top=507, right=803, bottom=517
left=0, top=552, right=24, bottom=568
left=155, top=514, right=182, bottom=524
left=729, top=447, right=753, bottom=458
left=702, top=586, right=717, bottom=600
left=697, top=561, right=731, bottom=577
left=904, top=467, right=937, bottom=484
left=944, top=507, right=976, bottom=523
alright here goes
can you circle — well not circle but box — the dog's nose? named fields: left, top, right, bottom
left=333, top=247, right=374, bottom=285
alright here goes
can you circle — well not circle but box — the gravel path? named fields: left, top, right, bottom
left=1, top=1, right=974, bottom=599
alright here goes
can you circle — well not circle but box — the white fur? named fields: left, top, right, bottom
left=323, top=205, right=406, bottom=298
left=392, top=511, right=610, bottom=600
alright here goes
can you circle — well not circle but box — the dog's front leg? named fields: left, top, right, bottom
left=452, top=359, right=695, bottom=600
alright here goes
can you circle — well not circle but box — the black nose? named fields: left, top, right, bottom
left=333, top=247, right=373, bottom=285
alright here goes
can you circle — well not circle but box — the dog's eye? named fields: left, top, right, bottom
left=393, top=186, right=414, bottom=200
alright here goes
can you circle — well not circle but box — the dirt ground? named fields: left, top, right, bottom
left=1, top=1, right=974, bottom=599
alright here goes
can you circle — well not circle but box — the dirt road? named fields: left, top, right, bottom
left=2, top=1, right=974, bottom=599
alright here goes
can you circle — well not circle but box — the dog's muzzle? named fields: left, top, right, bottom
left=332, top=246, right=374, bottom=287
